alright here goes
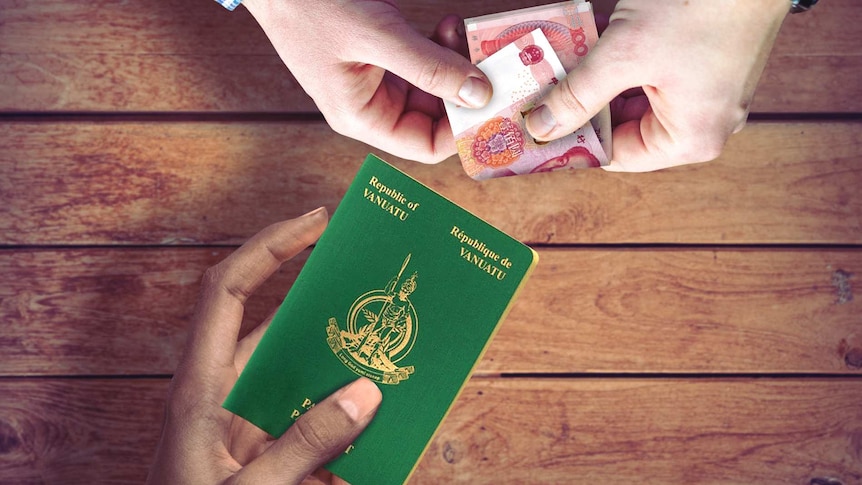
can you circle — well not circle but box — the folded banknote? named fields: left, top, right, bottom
left=463, top=0, right=612, bottom=163
left=445, top=29, right=607, bottom=180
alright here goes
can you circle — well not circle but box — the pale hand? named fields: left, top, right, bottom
left=243, top=0, right=492, bottom=164
left=526, top=0, right=790, bottom=172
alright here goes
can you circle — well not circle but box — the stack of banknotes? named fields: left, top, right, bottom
left=444, top=1, right=611, bottom=180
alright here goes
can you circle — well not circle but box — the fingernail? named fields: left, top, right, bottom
left=337, top=378, right=382, bottom=422
left=527, top=104, right=558, bottom=138
left=458, top=76, right=492, bottom=108
left=302, top=206, right=327, bottom=218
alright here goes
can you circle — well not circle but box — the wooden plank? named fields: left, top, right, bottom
left=0, top=0, right=549, bottom=55
left=419, top=378, right=862, bottom=484
left=0, top=379, right=168, bottom=484
left=0, top=0, right=859, bottom=113
left=1, top=121, right=860, bottom=245
left=755, top=55, right=862, bottom=114
left=0, top=378, right=860, bottom=484
left=2, top=248, right=859, bottom=376
left=0, top=53, right=312, bottom=112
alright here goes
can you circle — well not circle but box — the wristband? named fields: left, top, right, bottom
left=214, top=0, right=242, bottom=11
left=790, top=0, right=819, bottom=13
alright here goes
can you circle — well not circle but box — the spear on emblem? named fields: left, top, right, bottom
left=355, top=254, right=413, bottom=363
left=384, top=254, right=411, bottom=295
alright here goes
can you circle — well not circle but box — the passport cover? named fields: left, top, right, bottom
left=223, top=154, right=538, bottom=484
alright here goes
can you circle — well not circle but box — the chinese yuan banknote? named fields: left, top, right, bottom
left=444, top=29, right=607, bottom=181
left=465, top=0, right=612, bottom=160
left=465, top=1, right=598, bottom=70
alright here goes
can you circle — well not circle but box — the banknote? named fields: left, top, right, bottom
left=445, top=29, right=607, bottom=180
left=465, top=0, right=612, bottom=159
left=465, top=1, right=598, bottom=70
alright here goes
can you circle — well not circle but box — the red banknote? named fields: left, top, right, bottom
left=445, top=29, right=607, bottom=180
left=464, top=0, right=612, bottom=160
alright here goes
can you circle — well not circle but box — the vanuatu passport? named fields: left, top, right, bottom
left=223, top=154, right=538, bottom=484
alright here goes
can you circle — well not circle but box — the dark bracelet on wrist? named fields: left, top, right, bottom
left=790, top=0, right=819, bottom=14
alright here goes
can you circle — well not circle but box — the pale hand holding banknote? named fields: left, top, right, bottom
left=445, top=29, right=607, bottom=180
left=464, top=0, right=611, bottom=159
left=445, top=1, right=612, bottom=180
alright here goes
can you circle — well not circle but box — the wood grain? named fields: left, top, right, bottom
left=416, top=378, right=862, bottom=484
left=2, top=121, right=861, bottom=245
left=2, top=248, right=859, bottom=376
left=0, top=379, right=168, bottom=484
left=2, top=1, right=859, bottom=483
left=0, top=0, right=859, bottom=113
left=0, top=378, right=860, bottom=484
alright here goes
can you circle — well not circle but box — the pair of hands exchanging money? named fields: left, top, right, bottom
left=245, top=0, right=790, bottom=173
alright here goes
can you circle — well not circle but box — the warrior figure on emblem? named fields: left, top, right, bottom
left=335, top=254, right=419, bottom=380
left=353, top=272, right=417, bottom=369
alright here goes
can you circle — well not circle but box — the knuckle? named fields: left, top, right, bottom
left=414, top=153, right=446, bottom=165
left=558, top=78, right=591, bottom=119
left=327, top=119, right=350, bottom=138
left=736, top=97, right=752, bottom=119
left=724, top=97, right=750, bottom=125
left=414, top=57, right=449, bottom=94
left=200, top=264, right=224, bottom=292
left=420, top=151, right=449, bottom=165
left=165, top=394, right=189, bottom=422
left=323, top=109, right=362, bottom=140
left=201, top=261, right=251, bottom=304
left=671, top=135, right=725, bottom=164
left=700, top=137, right=727, bottom=162
left=293, top=416, right=339, bottom=455
left=730, top=101, right=750, bottom=133
left=668, top=111, right=734, bottom=164
left=165, top=377, right=203, bottom=421
left=321, top=110, right=349, bottom=136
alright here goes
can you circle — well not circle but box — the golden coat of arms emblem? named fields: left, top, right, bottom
left=327, top=254, right=418, bottom=384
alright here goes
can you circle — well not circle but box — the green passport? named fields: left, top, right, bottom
left=223, top=154, right=538, bottom=484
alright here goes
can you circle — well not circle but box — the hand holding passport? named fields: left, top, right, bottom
left=222, top=155, right=537, bottom=484
left=144, top=154, right=541, bottom=485
left=146, top=210, right=384, bottom=485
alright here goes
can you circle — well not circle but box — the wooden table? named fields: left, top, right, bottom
left=2, top=1, right=861, bottom=483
